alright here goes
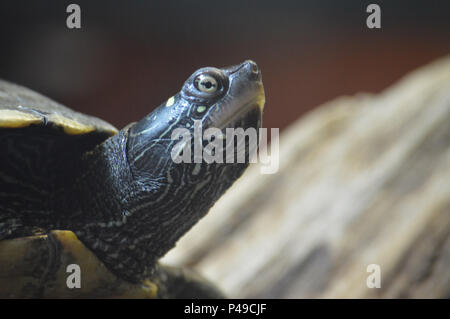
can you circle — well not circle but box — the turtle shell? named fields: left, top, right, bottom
left=0, top=79, right=117, bottom=135
left=0, top=230, right=158, bottom=298
left=0, top=79, right=119, bottom=239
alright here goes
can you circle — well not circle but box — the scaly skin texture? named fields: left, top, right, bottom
left=0, top=60, right=265, bottom=286
left=64, top=126, right=253, bottom=282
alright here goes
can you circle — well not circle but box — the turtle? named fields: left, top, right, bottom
left=0, top=60, right=265, bottom=298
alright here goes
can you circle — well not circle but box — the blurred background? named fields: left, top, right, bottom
left=0, top=0, right=449, bottom=132
left=0, top=1, right=449, bottom=298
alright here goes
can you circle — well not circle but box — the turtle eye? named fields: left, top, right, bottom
left=194, top=74, right=219, bottom=93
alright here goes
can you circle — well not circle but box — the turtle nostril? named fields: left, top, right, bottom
left=247, top=60, right=259, bottom=74
left=244, top=60, right=261, bottom=82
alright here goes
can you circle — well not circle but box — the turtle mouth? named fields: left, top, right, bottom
left=213, top=84, right=265, bottom=131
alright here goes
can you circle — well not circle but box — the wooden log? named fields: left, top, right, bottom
left=162, top=56, right=450, bottom=298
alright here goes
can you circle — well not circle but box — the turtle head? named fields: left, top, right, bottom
left=128, top=59, right=265, bottom=166
left=125, top=60, right=265, bottom=258
left=73, top=61, right=265, bottom=282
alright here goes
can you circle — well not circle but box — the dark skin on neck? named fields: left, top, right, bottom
left=60, top=60, right=265, bottom=283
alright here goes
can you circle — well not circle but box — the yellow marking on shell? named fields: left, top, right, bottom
left=53, top=230, right=116, bottom=286
left=141, top=280, right=158, bottom=297
left=49, top=114, right=96, bottom=135
left=0, top=230, right=158, bottom=298
left=0, top=110, right=97, bottom=135
left=52, top=230, right=158, bottom=298
left=52, top=230, right=103, bottom=278
left=0, top=110, right=43, bottom=128
left=54, top=229, right=79, bottom=243
left=0, top=234, right=49, bottom=297
left=166, top=96, right=175, bottom=107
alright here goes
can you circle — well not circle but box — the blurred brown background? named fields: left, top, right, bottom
left=0, top=0, right=449, bottom=132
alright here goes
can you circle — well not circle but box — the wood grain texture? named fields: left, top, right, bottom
left=162, top=56, right=450, bottom=298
